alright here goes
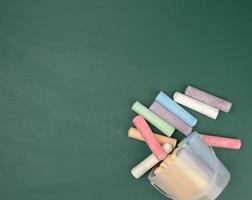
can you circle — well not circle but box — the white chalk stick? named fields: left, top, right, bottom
left=131, top=144, right=173, bottom=179
left=173, top=92, right=219, bottom=119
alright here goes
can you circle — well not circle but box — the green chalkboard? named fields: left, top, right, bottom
left=0, top=0, right=251, bottom=200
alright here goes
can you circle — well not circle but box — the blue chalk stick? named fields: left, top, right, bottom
left=155, top=91, right=197, bottom=127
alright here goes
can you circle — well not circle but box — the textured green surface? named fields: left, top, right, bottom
left=0, top=0, right=251, bottom=200
left=132, top=101, right=175, bottom=136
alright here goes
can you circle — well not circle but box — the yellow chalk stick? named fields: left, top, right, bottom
left=173, top=149, right=209, bottom=190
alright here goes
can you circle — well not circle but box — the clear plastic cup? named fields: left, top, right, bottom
left=148, top=132, right=230, bottom=200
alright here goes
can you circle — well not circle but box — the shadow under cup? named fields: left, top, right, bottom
left=148, top=132, right=230, bottom=200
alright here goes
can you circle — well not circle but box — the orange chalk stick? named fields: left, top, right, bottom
left=128, top=127, right=177, bottom=148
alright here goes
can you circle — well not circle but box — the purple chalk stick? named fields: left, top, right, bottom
left=150, top=101, right=192, bottom=135
left=185, top=86, right=232, bottom=113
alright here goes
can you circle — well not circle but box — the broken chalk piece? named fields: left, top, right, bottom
left=150, top=101, right=192, bottom=135
left=155, top=91, right=197, bottom=127
left=173, top=92, right=219, bottom=119
left=131, top=144, right=173, bottom=179
left=133, top=115, right=167, bottom=160
left=132, top=101, right=175, bottom=136
left=185, top=85, right=232, bottom=113
left=202, top=135, right=241, bottom=149
left=128, top=127, right=177, bottom=147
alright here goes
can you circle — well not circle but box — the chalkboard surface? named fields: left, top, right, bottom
left=0, top=1, right=251, bottom=200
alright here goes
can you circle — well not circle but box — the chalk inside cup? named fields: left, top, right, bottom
left=148, top=132, right=231, bottom=200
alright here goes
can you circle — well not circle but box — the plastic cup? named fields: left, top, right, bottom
left=148, top=132, right=230, bottom=200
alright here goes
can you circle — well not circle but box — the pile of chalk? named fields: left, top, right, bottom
left=128, top=85, right=241, bottom=200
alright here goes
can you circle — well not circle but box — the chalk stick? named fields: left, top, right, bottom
left=169, top=162, right=202, bottom=198
left=133, top=116, right=166, bottom=160
left=185, top=85, right=232, bottom=113
left=173, top=92, right=219, bottom=119
left=131, top=144, right=173, bottom=179
left=150, top=101, right=192, bottom=135
left=155, top=155, right=201, bottom=198
left=128, top=127, right=177, bottom=147
left=174, top=149, right=209, bottom=190
left=132, top=101, right=175, bottom=136
left=155, top=91, right=197, bottom=127
left=202, top=135, right=241, bottom=149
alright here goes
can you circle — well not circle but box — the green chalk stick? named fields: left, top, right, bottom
left=132, top=101, right=175, bottom=136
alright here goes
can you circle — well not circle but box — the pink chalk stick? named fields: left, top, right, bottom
left=133, top=115, right=166, bottom=160
left=185, top=86, right=232, bottom=113
left=202, top=135, right=241, bottom=149
left=150, top=101, right=192, bottom=135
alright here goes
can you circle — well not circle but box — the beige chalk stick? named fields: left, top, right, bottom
left=128, top=127, right=177, bottom=148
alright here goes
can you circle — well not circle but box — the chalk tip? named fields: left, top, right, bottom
left=155, top=91, right=166, bottom=100
left=131, top=169, right=141, bottom=179
left=236, top=140, right=242, bottom=149
left=192, top=119, right=198, bottom=127
left=173, top=92, right=182, bottom=100
left=128, top=127, right=135, bottom=137
left=162, top=144, right=173, bottom=154
left=224, top=102, right=233, bottom=113
left=132, top=115, right=144, bottom=124
left=184, top=85, right=192, bottom=93
left=183, top=127, right=193, bottom=135
left=159, top=91, right=165, bottom=95
left=213, top=109, right=220, bottom=119
left=131, top=101, right=141, bottom=110
left=149, top=101, right=156, bottom=109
